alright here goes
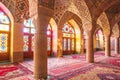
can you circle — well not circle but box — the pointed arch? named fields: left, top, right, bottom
left=112, top=23, right=119, bottom=37
left=68, top=19, right=82, bottom=54
left=58, top=11, right=82, bottom=54
left=49, top=18, right=58, bottom=56
left=94, top=25, right=104, bottom=51
left=0, top=2, right=14, bottom=62
left=94, top=24, right=104, bottom=36
left=97, top=12, right=111, bottom=36
left=58, top=11, right=82, bottom=30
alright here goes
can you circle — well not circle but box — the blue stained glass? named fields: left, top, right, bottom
left=0, top=33, right=8, bottom=52
left=1, top=36, right=6, bottom=41
left=31, top=28, right=35, bottom=34
left=1, top=46, right=5, bottom=50
left=24, top=19, right=34, bottom=28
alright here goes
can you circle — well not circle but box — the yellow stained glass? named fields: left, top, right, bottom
left=0, top=33, right=8, bottom=52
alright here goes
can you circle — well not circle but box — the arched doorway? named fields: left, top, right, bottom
left=0, top=9, right=10, bottom=61
left=62, top=22, right=75, bottom=54
left=23, top=19, right=35, bottom=59
left=95, top=29, right=104, bottom=51
left=49, top=18, right=58, bottom=56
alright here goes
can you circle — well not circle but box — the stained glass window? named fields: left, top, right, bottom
left=62, top=23, right=75, bottom=53
left=47, top=24, right=52, bottom=51
left=63, top=38, right=66, bottom=51
left=0, top=33, right=8, bottom=52
left=72, top=39, right=74, bottom=51
left=23, top=19, right=35, bottom=33
left=23, top=28, right=29, bottom=33
left=96, top=29, right=103, bottom=49
left=23, top=36, right=29, bottom=51
left=62, top=23, right=75, bottom=37
left=0, top=10, right=10, bottom=53
left=24, top=19, right=34, bottom=28
left=23, top=19, right=35, bottom=53
left=0, top=11, right=10, bottom=24
left=68, top=39, right=70, bottom=51
left=47, top=37, right=51, bottom=50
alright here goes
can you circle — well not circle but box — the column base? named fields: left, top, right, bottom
left=34, top=74, right=47, bottom=80
left=87, top=60, right=94, bottom=63
left=115, top=51, right=119, bottom=54
left=58, top=55, right=63, bottom=57
left=105, top=54, right=111, bottom=57
left=86, top=56, right=94, bottom=63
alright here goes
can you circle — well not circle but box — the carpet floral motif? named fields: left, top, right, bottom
left=0, top=64, right=33, bottom=80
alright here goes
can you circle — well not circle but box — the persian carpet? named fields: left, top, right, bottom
left=0, top=63, right=33, bottom=80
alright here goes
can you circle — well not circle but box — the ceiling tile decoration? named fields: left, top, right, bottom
left=112, top=24, right=119, bottom=37
left=15, top=0, right=29, bottom=23
left=1, top=0, right=14, bottom=15
left=39, top=0, right=54, bottom=9
left=97, top=12, right=110, bottom=36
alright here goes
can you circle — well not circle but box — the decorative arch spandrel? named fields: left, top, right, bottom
left=97, top=12, right=110, bottom=36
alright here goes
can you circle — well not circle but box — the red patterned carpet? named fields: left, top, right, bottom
left=0, top=63, right=33, bottom=80
left=0, top=51, right=120, bottom=80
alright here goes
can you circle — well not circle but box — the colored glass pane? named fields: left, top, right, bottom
left=23, top=27, right=29, bottom=33
left=0, top=33, right=8, bottom=52
left=47, top=31, right=51, bottom=35
left=63, top=33, right=71, bottom=37
left=47, top=24, right=52, bottom=51
left=68, top=39, right=70, bottom=51
left=31, top=28, right=35, bottom=34
left=72, top=39, right=74, bottom=51
left=62, top=23, right=75, bottom=52
left=24, top=19, right=32, bottom=27
left=47, top=24, right=51, bottom=30
left=47, top=24, right=52, bottom=35
left=62, top=24, right=69, bottom=32
left=98, top=30, right=102, bottom=34
left=47, top=37, right=51, bottom=50
left=24, top=19, right=35, bottom=34
left=23, top=19, right=35, bottom=53
left=0, top=11, right=10, bottom=24
left=0, top=24, right=9, bottom=31
left=63, top=38, right=66, bottom=51
left=23, top=35, right=29, bottom=51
